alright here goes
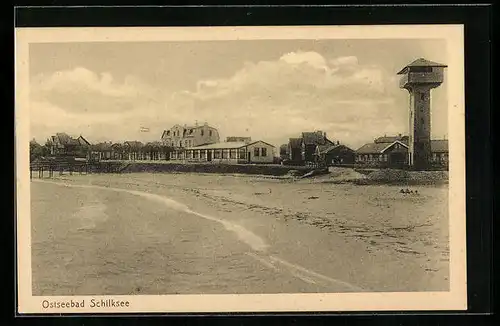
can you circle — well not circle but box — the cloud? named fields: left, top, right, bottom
left=29, top=53, right=408, bottom=148
left=279, top=51, right=328, bottom=71
left=167, top=52, right=405, bottom=147
left=30, top=67, right=157, bottom=114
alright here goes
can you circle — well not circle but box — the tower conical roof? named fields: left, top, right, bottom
left=397, top=58, right=447, bottom=74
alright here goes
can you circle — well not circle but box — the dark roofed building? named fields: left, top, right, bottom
left=430, top=139, right=449, bottom=165
left=315, top=143, right=355, bottom=166
left=48, top=133, right=91, bottom=158
left=374, top=134, right=409, bottom=144
left=287, top=138, right=304, bottom=162
left=301, top=131, right=334, bottom=163
left=356, top=135, right=449, bottom=168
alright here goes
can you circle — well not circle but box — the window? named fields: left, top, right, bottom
left=209, top=130, right=212, bottom=137
left=239, top=149, right=246, bottom=159
left=261, top=147, right=267, bottom=157
left=166, top=130, right=170, bottom=136
left=193, top=150, right=199, bottom=159
left=201, top=130, right=204, bottom=136
left=254, top=147, right=260, bottom=157
left=421, top=118, right=425, bottom=125
left=187, top=150, right=193, bottom=159
left=230, top=149, right=237, bottom=159
left=420, top=92, right=425, bottom=101
left=411, top=66, right=432, bottom=73
left=214, top=150, right=221, bottom=159
left=222, top=149, right=228, bottom=159
left=201, top=150, right=206, bottom=159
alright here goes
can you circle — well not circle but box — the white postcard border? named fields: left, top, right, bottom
left=15, top=25, right=466, bottom=314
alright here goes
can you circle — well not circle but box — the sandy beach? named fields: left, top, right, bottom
left=30, top=172, right=449, bottom=296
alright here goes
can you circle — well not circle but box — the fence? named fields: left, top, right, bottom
left=29, top=160, right=123, bottom=179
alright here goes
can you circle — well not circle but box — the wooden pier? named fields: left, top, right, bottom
left=29, top=158, right=121, bottom=179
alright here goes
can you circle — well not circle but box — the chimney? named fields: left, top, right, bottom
left=337, top=140, right=340, bottom=145
left=398, top=133, right=402, bottom=137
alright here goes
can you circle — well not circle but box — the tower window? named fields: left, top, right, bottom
left=420, top=93, right=425, bottom=101
left=421, top=118, right=425, bottom=125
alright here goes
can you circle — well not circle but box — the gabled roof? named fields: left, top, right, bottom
left=397, top=58, right=448, bottom=74
left=53, top=133, right=89, bottom=146
left=356, top=140, right=408, bottom=154
left=288, top=138, right=303, bottom=149
left=317, top=144, right=354, bottom=155
left=431, top=139, right=448, bottom=153
left=77, top=136, right=91, bottom=146
left=247, top=140, right=275, bottom=148
left=374, top=135, right=408, bottom=144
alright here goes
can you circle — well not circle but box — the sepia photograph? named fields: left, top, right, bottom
left=15, top=25, right=466, bottom=313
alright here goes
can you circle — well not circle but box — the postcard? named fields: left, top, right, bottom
left=15, top=24, right=466, bottom=314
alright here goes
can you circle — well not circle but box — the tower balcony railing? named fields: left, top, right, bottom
left=399, top=72, right=444, bottom=88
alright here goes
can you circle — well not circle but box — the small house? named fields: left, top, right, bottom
left=315, top=143, right=355, bottom=166
left=356, top=140, right=409, bottom=167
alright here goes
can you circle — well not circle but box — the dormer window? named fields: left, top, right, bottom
left=201, top=130, right=204, bottom=136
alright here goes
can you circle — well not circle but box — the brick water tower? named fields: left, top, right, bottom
left=397, top=58, right=447, bottom=170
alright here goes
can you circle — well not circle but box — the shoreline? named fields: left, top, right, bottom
left=32, top=165, right=449, bottom=186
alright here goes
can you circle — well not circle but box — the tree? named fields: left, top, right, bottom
left=29, top=139, right=50, bottom=161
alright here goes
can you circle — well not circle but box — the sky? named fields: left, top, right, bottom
left=28, top=38, right=448, bottom=149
